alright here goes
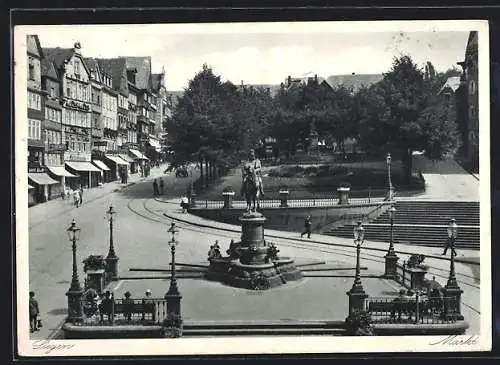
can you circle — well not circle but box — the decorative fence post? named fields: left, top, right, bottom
left=337, top=186, right=350, bottom=205
left=222, top=188, right=235, bottom=209
left=83, top=255, right=107, bottom=293
left=279, top=186, right=289, bottom=208
left=402, top=261, right=406, bottom=287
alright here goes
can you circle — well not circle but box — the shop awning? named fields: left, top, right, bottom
left=92, top=160, right=111, bottom=171
left=118, top=154, right=135, bottom=164
left=28, top=184, right=35, bottom=189
left=46, top=166, right=78, bottom=178
left=129, top=149, right=149, bottom=160
left=105, top=155, right=129, bottom=166
left=28, top=173, right=59, bottom=185
left=65, top=161, right=102, bottom=172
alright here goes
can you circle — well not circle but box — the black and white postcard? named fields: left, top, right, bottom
left=14, top=19, right=491, bottom=356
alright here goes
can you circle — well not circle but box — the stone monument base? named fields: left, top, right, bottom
left=206, top=257, right=303, bottom=290
left=206, top=210, right=302, bottom=290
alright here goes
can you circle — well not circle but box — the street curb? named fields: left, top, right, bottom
left=161, top=211, right=479, bottom=266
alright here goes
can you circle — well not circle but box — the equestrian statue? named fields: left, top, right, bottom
left=241, top=149, right=264, bottom=213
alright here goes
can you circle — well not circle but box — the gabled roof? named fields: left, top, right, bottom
left=40, top=57, right=59, bottom=81
left=27, top=35, right=44, bottom=58
left=96, top=58, right=129, bottom=95
left=83, top=57, right=103, bottom=83
left=121, top=56, right=152, bottom=90
left=42, top=47, right=74, bottom=70
left=151, top=73, right=164, bottom=92
left=326, top=74, right=383, bottom=92
left=438, top=76, right=461, bottom=94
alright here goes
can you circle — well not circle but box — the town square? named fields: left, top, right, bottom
left=17, top=20, right=489, bottom=355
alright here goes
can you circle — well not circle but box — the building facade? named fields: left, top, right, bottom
left=84, top=58, right=105, bottom=153
left=27, top=35, right=52, bottom=204
left=44, top=43, right=102, bottom=188
left=27, top=35, right=168, bottom=207
left=41, top=48, right=70, bottom=198
left=457, top=31, right=479, bottom=169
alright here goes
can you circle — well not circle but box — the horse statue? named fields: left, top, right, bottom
left=241, top=165, right=261, bottom=213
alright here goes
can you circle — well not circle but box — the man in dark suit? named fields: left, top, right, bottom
left=29, top=291, right=40, bottom=332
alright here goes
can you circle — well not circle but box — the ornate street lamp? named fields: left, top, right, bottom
left=446, top=218, right=459, bottom=287
left=388, top=206, right=396, bottom=254
left=386, top=152, right=394, bottom=201
left=164, top=222, right=183, bottom=337
left=346, top=221, right=368, bottom=315
left=442, top=218, right=464, bottom=320
left=66, top=219, right=83, bottom=323
left=384, top=206, right=399, bottom=278
left=105, top=204, right=119, bottom=281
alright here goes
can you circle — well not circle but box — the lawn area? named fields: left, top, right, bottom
left=197, top=160, right=425, bottom=200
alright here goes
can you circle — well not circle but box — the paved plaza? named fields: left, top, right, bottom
left=26, top=156, right=482, bottom=339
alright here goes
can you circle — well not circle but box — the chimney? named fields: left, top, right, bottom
left=314, top=74, right=318, bottom=81
left=287, top=76, right=291, bottom=85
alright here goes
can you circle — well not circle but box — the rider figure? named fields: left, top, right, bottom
left=242, top=149, right=264, bottom=197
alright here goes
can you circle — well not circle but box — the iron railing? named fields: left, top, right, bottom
left=194, top=197, right=386, bottom=210
left=367, top=296, right=458, bottom=324
left=80, top=297, right=168, bottom=326
left=395, top=261, right=412, bottom=289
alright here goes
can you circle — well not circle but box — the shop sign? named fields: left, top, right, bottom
left=65, top=152, right=90, bottom=162
left=28, top=166, right=46, bottom=173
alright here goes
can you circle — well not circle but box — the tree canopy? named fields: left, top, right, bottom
left=166, top=56, right=463, bottom=181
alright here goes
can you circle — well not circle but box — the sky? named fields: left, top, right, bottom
left=18, top=22, right=473, bottom=91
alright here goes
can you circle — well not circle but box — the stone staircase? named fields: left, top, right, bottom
left=323, top=201, right=480, bottom=249
left=181, top=320, right=347, bottom=336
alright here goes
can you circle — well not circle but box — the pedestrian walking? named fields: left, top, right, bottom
left=152, top=179, right=159, bottom=197
left=301, top=215, right=312, bottom=238
left=442, top=237, right=457, bottom=257
left=159, top=178, right=165, bottom=196
left=180, top=196, right=189, bottom=213
left=73, top=189, right=80, bottom=208
left=29, top=291, right=40, bottom=332
left=79, top=185, right=84, bottom=205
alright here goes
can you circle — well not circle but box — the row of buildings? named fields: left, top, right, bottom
left=440, top=31, right=479, bottom=169
left=26, top=35, right=172, bottom=205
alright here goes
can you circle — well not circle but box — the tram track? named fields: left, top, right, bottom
left=126, top=197, right=481, bottom=315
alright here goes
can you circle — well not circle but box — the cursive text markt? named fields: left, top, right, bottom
left=429, top=335, right=480, bottom=346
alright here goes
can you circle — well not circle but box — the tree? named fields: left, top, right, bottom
left=167, top=65, right=277, bottom=181
left=357, top=56, right=461, bottom=182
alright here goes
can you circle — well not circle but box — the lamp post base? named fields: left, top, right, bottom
left=442, top=285, right=464, bottom=321
left=105, top=256, right=119, bottom=283
left=384, top=252, right=399, bottom=279
left=66, top=288, right=84, bottom=324
left=163, top=292, right=183, bottom=338
left=346, top=284, right=368, bottom=316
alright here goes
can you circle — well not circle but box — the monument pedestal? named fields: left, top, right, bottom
left=407, top=267, right=428, bottom=291
left=206, top=211, right=302, bottom=290
left=384, top=253, right=399, bottom=279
